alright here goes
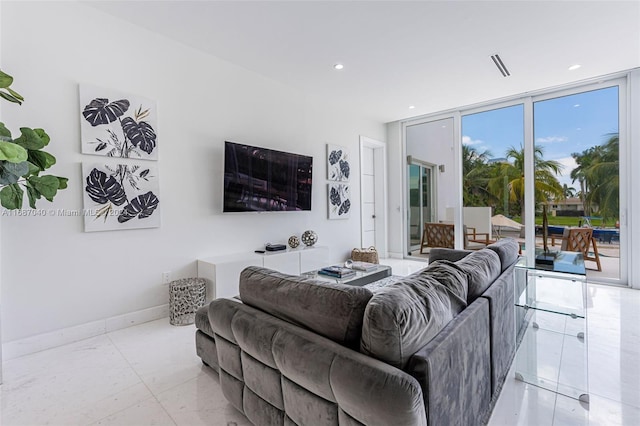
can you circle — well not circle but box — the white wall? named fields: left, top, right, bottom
left=385, top=122, right=404, bottom=257
left=0, top=1, right=385, bottom=342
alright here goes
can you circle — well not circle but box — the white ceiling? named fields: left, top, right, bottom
left=88, top=1, right=640, bottom=123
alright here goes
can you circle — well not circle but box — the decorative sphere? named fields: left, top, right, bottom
left=288, top=235, right=300, bottom=249
left=301, top=230, right=318, bottom=247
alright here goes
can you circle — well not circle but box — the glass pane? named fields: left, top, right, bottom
left=422, top=167, right=432, bottom=224
left=533, top=87, right=620, bottom=281
left=461, top=105, right=525, bottom=248
left=408, top=164, right=421, bottom=247
left=406, top=117, right=455, bottom=257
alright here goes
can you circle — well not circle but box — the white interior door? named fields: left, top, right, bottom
left=360, top=136, right=387, bottom=255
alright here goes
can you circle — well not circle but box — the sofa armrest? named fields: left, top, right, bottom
left=479, top=261, right=517, bottom=397
left=406, top=298, right=492, bottom=426
left=427, top=247, right=473, bottom=263
left=209, top=298, right=427, bottom=426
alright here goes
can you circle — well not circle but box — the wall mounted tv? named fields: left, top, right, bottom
left=223, top=141, right=313, bottom=212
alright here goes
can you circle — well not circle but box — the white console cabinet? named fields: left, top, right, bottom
left=198, top=246, right=329, bottom=300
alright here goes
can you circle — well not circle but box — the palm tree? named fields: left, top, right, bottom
left=462, top=145, right=496, bottom=207
left=487, top=145, right=563, bottom=223
left=571, top=133, right=619, bottom=221
left=584, top=134, right=619, bottom=221
left=561, top=184, right=576, bottom=199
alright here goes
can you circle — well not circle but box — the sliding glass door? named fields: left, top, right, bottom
left=407, top=161, right=436, bottom=252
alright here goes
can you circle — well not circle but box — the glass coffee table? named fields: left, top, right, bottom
left=514, top=250, right=589, bottom=403
left=303, top=264, right=392, bottom=287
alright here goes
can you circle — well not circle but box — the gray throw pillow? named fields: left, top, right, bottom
left=360, top=265, right=468, bottom=369
left=239, top=266, right=373, bottom=349
left=455, top=249, right=501, bottom=303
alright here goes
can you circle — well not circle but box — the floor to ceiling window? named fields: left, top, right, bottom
left=403, top=78, right=626, bottom=286
left=533, top=86, right=621, bottom=281
left=461, top=104, right=524, bottom=243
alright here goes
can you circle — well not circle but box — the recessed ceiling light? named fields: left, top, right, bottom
left=333, top=63, right=344, bottom=70
left=568, top=64, right=581, bottom=71
left=574, top=104, right=580, bottom=108
left=408, top=105, right=415, bottom=109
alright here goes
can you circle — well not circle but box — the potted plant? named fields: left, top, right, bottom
left=0, top=69, right=67, bottom=209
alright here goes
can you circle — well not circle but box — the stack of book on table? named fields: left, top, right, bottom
left=350, top=261, right=378, bottom=272
left=318, top=265, right=356, bottom=278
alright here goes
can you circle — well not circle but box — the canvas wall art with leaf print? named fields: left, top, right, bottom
left=327, top=144, right=350, bottom=182
left=82, top=161, right=160, bottom=232
left=328, top=183, right=350, bottom=219
left=80, top=85, right=158, bottom=160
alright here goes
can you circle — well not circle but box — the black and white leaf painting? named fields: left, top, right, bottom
left=80, top=84, right=158, bottom=160
left=328, top=183, right=350, bottom=219
left=327, top=144, right=350, bottom=182
left=82, top=161, right=160, bottom=232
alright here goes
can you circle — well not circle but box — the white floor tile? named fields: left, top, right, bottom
left=1, top=335, right=145, bottom=426
left=89, top=397, right=176, bottom=426
left=488, top=372, right=557, bottom=426
left=107, top=320, right=204, bottom=395
left=1, top=260, right=638, bottom=426
left=156, top=368, right=251, bottom=426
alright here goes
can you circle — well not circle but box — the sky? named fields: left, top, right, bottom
left=462, top=86, right=619, bottom=190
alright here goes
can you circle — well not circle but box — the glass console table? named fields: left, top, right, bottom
left=514, top=250, right=589, bottom=403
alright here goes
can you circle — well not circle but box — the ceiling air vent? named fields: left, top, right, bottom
left=491, top=54, right=511, bottom=77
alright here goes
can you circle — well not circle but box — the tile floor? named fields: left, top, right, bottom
left=1, top=258, right=638, bottom=426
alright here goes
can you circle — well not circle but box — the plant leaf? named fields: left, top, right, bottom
left=29, top=175, right=60, bottom=201
left=26, top=183, right=40, bottom=209
left=95, top=142, right=107, bottom=152
left=82, top=98, right=130, bottom=126
left=0, top=141, right=28, bottom=163
left=27, top=150, right=56, bottom=171
left=56, top=176, right=69, bottom=190
left=14, top=127, right=46, bottom=150
left=0, top=183, right=23, bottom=209
left=121, top=118, right=156, bottom=154
left=118, top=191, right=159, bottom=223
left=6, top=87, right=24, bottom=102
left=25, top=161, right=41, bottom=177
left=0, top=161, right=29, bottom=184
left=0, top=91, right=22, bottom=105
left=0, top=122, right=12, bottom=139
left=85, top=168, right=127, bottom=206
left=0, top=70, right=14, bottom=89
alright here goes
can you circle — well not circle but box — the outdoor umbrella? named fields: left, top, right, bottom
left=491, top=214, right=523, bottom=237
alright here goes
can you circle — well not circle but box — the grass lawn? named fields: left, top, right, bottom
left=512, top=216, right=617, bottom=227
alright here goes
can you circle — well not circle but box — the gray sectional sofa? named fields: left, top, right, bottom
left=195, top=238, right=520, bottom=426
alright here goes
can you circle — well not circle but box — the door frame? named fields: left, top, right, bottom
left=359, top=136, right=388, bottom=257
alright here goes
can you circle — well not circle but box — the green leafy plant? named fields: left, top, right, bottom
left=0, top=70, right=67, bottom=209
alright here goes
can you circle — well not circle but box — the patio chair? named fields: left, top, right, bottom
left=419, top=223, right=496, bottom=253
left=419, top=223, right=454, bottom=253
left=553, top=227, right=602, bottom=271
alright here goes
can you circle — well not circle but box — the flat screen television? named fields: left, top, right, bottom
left=223, top=141, right=313, bottom=212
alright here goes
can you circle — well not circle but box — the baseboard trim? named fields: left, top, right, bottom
left=387, top=252, right=405, bottom=259
left=3, top=304, right=169, bottom=360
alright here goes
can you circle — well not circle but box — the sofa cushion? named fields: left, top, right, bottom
left=455, top=249, right=501, bottom=303
left=239, top=266, right=373, bottom=348
left=486, top=238, right=520, bottom=272
left=360, top=263, right=468, bottom=369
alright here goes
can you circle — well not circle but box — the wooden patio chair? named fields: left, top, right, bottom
left=553, top=227, right=602, bottom=271
left=419, top=223, right=455, bottom=253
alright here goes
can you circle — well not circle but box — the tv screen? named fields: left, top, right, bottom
left=223, top=141, right=313, bottom=212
